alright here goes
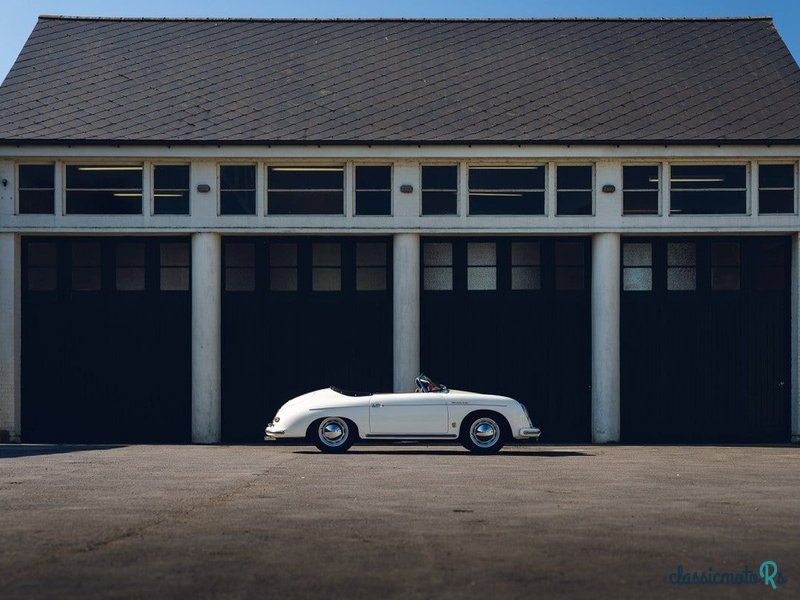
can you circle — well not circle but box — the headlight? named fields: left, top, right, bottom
left=273, top=416, right=281, bottom=423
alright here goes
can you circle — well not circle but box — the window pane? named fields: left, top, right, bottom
left=557, top=191, right=592, bottom=215
left=557, top=166, right=592, bottom=190
left=711, top=268, right=740, bottom=291
left=116, top=243, right=145, bottom=266
left=220, top=165, right=256, bottom=189
left=759, top=164, right=794, bottom=189
left=226, top=243, right=255, bottom=267
left=220, top=190, right=256, bottom=215
left=270, top=243, right=297, bottom=267
left=711, top=242, right=740, bottom=266
left=27, top=268, right=56, bottom=291
left=623, top=166, right=658, bottom=190
left=623, top=267, right=652, bottom=291
left=356, top=267, right=387, bottom=291
left=671, top=165, right=746, bottom=189
left=421, top=191, right=457, bottom=215
left=422, top=165, right=457, bottom=190
left=623, top=243, right=652, bottom=267
left=160, top=242, right=189, bottom=291
left=512, top=242, right=540, bottom=266
left=555, top=242, right=585, bottom=289
left=225, top=267, right=255, bottom=292
left=269, top=191, right=343, bottom=215
left=28, top=242, right=57, bottom=266
left=19, top=164, right=55, bottom=189
left=155, top=165, right=190, bottom=190
left=356, top=243, right=387, bottom=267
left=19, top=190, right=55, bottom=214
left=424, top=267, right=453, bottom=290
left=160, top=243, right=190, bottom=266
left=470, top=191, right=544, bottom=215
left=312, top=243, right=341, bottom=267
left=268, top=167, right=343, bottom=190
left=423, top=243, right=452, bottom=266
left=270, top=268, right=298, bottom=292
left=467, top=266, right=496, bottom=290
left=467, top=242, right=496, bottom=266
left=512, top=266, right=541, bottom=290
left=67, top=191, right=142, bottom=215
left=555, top=241, right=584, bottom=266
left=66, top=165, right=143, bottom=189
left=312, top=268, right=341, bottom=291
left=72, top=242, right=101, bottom=267
left=667, top=267, right=696, bottom=291
left=671, top=190, right=746, bottom=215
left=667, top=243, right=696, bottom=266
left=622, top=191, right=658, bottom=215
left=356, top=166, right=391, bottom=190
left=160, top=268, right=190, bottom=291
left=555, top=267, right=584, bottom=291
left=759, top=190, right=794, bottom=214
left=469, top=167, right=544, bottom=190
left=355, top=190, right=391, bottom=216
left=116, top=267, right=145, bottom=291
left=27, top=242, right=56, bottom=292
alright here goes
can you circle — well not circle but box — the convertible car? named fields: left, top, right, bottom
left=264, top=374, right=541, bottom=453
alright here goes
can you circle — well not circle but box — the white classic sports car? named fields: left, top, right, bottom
left=264, top=374, right=541, bottom=453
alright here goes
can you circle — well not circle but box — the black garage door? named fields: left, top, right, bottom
left=222, top=237, right=393, bottom=442
left=621, top=237, right=790, bottom=442
left=21, top=237, right=191, bottom=443
left=420, top=237, right=591, bottom=442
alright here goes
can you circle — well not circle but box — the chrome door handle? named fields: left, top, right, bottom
left=371, top=402, right=383, bottom=407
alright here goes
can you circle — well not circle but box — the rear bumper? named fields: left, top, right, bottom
left=518, top=427, right=541, bottom=439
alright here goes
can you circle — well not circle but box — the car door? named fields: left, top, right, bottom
left=368, top=392, right=450, bottom=435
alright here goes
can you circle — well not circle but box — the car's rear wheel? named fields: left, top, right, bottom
left=312, top=417, right=355, bottom=453
left=460, top=413, right=506, bottom=454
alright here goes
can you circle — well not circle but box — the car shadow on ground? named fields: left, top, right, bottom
left=0, top=444, right=125, bottom=459
left=293, top=449, right=593, bottom=457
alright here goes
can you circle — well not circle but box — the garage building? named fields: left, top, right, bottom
left=1, top=16, right=799, bottom=444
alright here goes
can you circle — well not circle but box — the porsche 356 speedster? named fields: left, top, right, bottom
left=264, top=374, right=541, bottom=454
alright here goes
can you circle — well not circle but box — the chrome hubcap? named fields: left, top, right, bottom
left=319, top=418, right=348, bottom=447
left=469, top=417, right=500, bottom=448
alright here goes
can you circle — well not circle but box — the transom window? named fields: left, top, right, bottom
left=554, top=241, right=585, bottom=290
left=556, top=166, right=593, bottom=216
left=356, top=243, right=388, bottom=291
left=220, top=165, right=256, bottom=215
left=468, top=166, right=545, bottom=215
left=710, top=242, right=740, bottom=291
left=26, top=242, right=57, bottom=291
left=421, top=165, right=458, bottom=215
left=115, top=242, right=146, bottom=291
left=71, top=242, right=102, bottom=291
left=623, top=165, right=659, bottom=215
left=154, top=165, right=190, bottom=215
left=312, top=243, right=342, bottom=291
left=511, top=242, right=541, bottom=290
left=667, top=243, right=697, bottom=291
left=670, top=165, right=746, bottom=215
left=160, top=243, right=190, bottom=291
left=269, top=243, right=298, bottom=292
left=225, top=243, right=256, bottom=292
left=268, top=166, right=344, bottom=215
left=18, top=164, right=55, bottom=214
left=758, top=164, right=795, bottom=214
left=355, top=166, right=391, bottom=216
left=66, top=165, right=143, bottom=215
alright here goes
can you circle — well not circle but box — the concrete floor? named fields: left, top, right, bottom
left=0, top=443, right=797, bottom=599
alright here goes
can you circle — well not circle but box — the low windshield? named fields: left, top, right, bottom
left=415, top=373, right=447, bottom=393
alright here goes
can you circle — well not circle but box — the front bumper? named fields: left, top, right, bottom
left=518, top=427, right=541, bottom=439
left=264, top=422, right=286, bottom=440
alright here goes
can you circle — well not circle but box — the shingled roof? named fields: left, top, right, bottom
left=0, top=16, right=798, bottom=145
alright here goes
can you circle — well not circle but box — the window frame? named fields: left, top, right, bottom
left=218, top=163, right=257, bottom=216
left=63, top=162, right=145, bottom=216
left=353, top=164, right=392, bottom=217
left=17, top=162, right=56, bottom=215
left=466, top=164, right=546, bottom=216
left=420, top=163, right=460, bottom=217
left=265, top=164, right=346, bottom=216
left=622, top=164, right=661, bottom=217
left=151, top=162, right=191, bottom=216
left=757, top=161, right=797, bottom=216
left=668, top=162, right=749, bottom=216
left=555, top=164, right=595, bottom=217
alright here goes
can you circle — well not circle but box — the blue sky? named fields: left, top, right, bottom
left=1, top=0, right=799, bottom=82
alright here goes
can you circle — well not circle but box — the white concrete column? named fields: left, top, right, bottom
left=192, top=232, right=222, bottom=443
left=792, top=233, right=800, bottom=443
left=0, top=233, right=21, bottom=442
left=393, top=233, right=420, bottom=392
left=591, top=232, right=621, bottom=443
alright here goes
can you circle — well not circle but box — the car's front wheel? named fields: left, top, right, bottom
left=460, top=413, right=506, bottom=454
left=311, top=417, right=355, bottom=453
